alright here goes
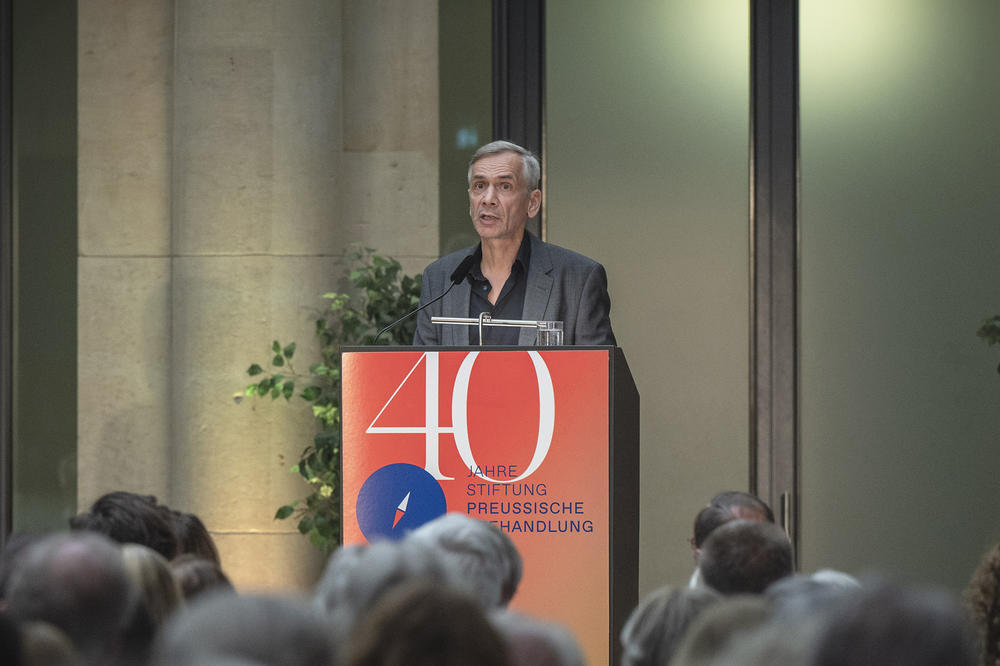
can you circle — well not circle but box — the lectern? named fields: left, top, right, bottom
left=341, top=346, right=639, bottom=665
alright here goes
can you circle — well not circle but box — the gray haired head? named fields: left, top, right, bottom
left=407, top=512, right=523, bottom=608
left=810, top=579, right=976, bottom=666
left=153, top=592, right=338, bottom=666
left=5, top=531, right=138, bottom=662
left=619, top=585, right=721, bottom=666
left=468, top=140, right=541, bottom=192
left=313, top=539, right=449, bottom=642
left=491, top=609, right=584, bottom=666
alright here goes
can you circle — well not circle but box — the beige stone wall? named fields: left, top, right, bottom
left=78, top=0, right=439, bottom=592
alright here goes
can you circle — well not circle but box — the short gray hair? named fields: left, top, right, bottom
left=406, top=512, right=523, bottom=608
left=313, top=540, right=449, bottom=643
left=468, top=140, right=541, bottom=192
left=153, top=593, right=338, bottom=666
left=491, top=610, right=584, bottom=666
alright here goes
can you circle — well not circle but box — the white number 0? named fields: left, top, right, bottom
left=365, top=351, right=555, bottom=482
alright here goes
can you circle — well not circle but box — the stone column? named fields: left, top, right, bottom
left=79, top=0, right=439, bottom=591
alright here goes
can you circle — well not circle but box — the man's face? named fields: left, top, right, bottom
left=468, top=152, right=541, bottom=242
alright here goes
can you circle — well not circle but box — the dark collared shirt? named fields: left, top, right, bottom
left=467, top=232, right=532, bottom=345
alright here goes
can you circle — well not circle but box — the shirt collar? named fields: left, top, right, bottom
left=470, top=231, right=532, bottom=280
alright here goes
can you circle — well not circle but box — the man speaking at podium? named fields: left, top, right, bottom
left=413, top=140, right=616, bottom=346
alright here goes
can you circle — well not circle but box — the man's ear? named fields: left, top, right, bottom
left=527, top=189, right=541, bottom=218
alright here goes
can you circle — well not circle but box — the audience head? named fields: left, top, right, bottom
left=407, top=512, right=523, bottom=607
left=668, top=594, right=773, bottom=666
left=18, top=621, right=78, bottom=666
left=122, top=544, right=183, bottom=630
left=170, top=554, right=235, bottom=601
left=313, top=539, right=450, bottom=643
left=699, top=519, right=793, bottom=595
left=5, top=531, right=137, bottom=662
left=691, top=490, right=774, bottom=555
left=0, top=612, right=21, bottom=666
left=172, top=511, right=221, bottom=564
left=765, top=570, right=861, bottom=620
left=70, top=491, right=179, bottom=560
left=810, top=579, right=976, bottom=666
left=714, top=572, right=865, bottom=665
left=619, top=585, right=721, bottom=666
left=348, top=582, right=508, bottom=666
left=0, top=532, right=43, bottom=610
left=491, top=610, right=584, bottom=666
left=153, top=593, right=338, bottom=666
left=965, top=542, right=1000, bottom=666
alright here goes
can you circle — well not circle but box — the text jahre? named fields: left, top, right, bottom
left=467, top=464, right=519, bottom=478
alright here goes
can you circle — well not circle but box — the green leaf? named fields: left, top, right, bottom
left=283, top=342, right=297, bottom=359
left=248, top=363, right=264, bottom=376
left=282, top=382, right=295, bottom=400
left=272, top=340, right=282, bottom=354
left=245, top=384, right=258, bottom=397
left=301, top=386, right=322, bottom=401
left=272, top=355, right=285, bottom=367
left=298, top=515, right=315, bottom=535
left=274, top=505, right=295, bottom=520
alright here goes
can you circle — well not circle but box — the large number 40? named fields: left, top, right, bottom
left=366, top=351, right=555, bottom=483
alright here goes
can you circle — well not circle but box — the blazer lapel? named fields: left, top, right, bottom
left=519, top=233, right=554, bottom=345
left=441, top=279, right=471, bottom=346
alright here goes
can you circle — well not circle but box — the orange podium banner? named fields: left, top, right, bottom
left=341, top=347, right=638, bottom=666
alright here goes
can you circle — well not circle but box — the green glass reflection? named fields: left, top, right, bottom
left=545, top=0, right=750, bottom=599
left=12, top=0, right=79, bottom=531
left=800, top=0, right=1000, bottom=589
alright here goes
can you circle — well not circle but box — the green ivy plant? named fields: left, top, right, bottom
left=239, top=246, right=422, bottom=552
left=977, top=315, right=1000, bottom=374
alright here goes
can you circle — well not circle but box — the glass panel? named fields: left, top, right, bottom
left=801, top=0, right=1000, bottom=588
left=12, top=0, right=78, bottom=531
left=546, top=0, right=750, bottom=605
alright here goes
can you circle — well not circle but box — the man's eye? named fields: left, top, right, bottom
left=473, top=183, right=485, bottom=190
left=501, top=183, right=511, bottom=190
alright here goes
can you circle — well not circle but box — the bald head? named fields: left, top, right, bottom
left=6, top=532, right=136, bottom=659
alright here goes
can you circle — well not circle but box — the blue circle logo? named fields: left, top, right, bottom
left=356, top=463, right=447, bottom=541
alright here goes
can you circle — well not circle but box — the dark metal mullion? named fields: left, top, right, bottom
left=750, top=0, right=800, bottom=556
left=0, top=0, right=13, bottom=547
left=492, top=0, right=544, bottom=238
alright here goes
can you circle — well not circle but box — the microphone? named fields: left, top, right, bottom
left=373, top=254, right=476, bottom=344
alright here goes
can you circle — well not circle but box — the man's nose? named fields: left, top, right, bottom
left=483, top=184, right=499, bottom=204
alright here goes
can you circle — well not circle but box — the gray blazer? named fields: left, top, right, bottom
left=413, top=232, right=615, bottom=346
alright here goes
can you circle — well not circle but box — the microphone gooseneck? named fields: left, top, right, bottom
left=373, top=254, right=476, bottom=344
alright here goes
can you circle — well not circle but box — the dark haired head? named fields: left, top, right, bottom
left=70, top=491, right=179, bottom=560
left=699, top=520, right=793, bottom=595
left=692, top=491, right=774, bottom=550
left=170, top=554, right=234, bottom=601
left=964, top=542, right=1000, bottom=666
left=172, top=512, right=221, bottom=564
